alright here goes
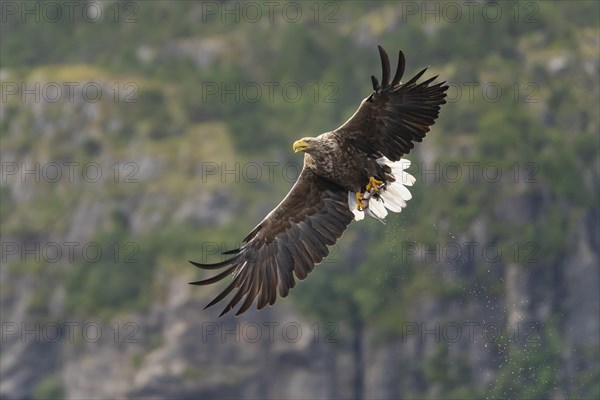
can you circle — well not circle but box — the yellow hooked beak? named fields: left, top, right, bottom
left=293, top=139, right=309, bottom=153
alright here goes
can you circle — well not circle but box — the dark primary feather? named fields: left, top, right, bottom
left=391, top=50, right=405, bottom=87
left=189, top=168, right=353, bottom=317
left=334, top=45, right=449, bottom=161
left=378, top=45, right=391, bottom=88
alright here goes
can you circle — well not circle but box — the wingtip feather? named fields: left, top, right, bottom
left=189, top=256, right=236, bottom=270
left=378, top=45, right=391, bottom=87
left=219, top=307, right=230, bottom=318
left=392, top=50, right=406, bottom=87
left=222, top=248, right=241, bottom=255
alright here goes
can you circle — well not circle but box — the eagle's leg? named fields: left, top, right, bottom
left=356, top=192, right=366, bottom=211
left=366, top=176, right=384, bottom=192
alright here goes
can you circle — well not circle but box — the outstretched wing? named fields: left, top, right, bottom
left=334, top=45, right=448, bottom=161
left=189, top=167, right=354, bottom=317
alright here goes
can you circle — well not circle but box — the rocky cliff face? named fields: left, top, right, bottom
left=2, top=4, right=599, bottom=398
left=4, top=237, right=597, bottom=399
left=2, top=70, right=597, bottom=399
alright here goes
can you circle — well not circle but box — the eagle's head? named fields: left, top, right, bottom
left=293, top=137, right=326, bottom=155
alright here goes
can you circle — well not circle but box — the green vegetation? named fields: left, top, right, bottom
left=1, top=1, right=598, bottom=398
left=32, top=374, right=64, bottom=400
left=488, top=322, right=562, bottom=399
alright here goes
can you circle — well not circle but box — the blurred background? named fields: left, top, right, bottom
left=1, top=1, right=598, bottom=399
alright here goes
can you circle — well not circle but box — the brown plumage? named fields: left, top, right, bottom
left=190, top=46, right=448, bottom=317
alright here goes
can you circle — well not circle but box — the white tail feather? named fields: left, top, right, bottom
left=367, top=196, right=388, bottom=219
left=348, top=157, right=415, bottom=221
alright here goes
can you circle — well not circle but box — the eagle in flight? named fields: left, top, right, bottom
left=190, top=46, right=448, bottom=317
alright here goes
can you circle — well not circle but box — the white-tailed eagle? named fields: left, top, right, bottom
left=190, top=46, right=448, bottom=317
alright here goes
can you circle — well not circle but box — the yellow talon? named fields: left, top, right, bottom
left=366, top=176, right=384, bottom=192
left=356, top=192, right=366, bottom=211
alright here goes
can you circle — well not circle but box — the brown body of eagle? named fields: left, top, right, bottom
left=190, top=46, right=448, bottom=317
